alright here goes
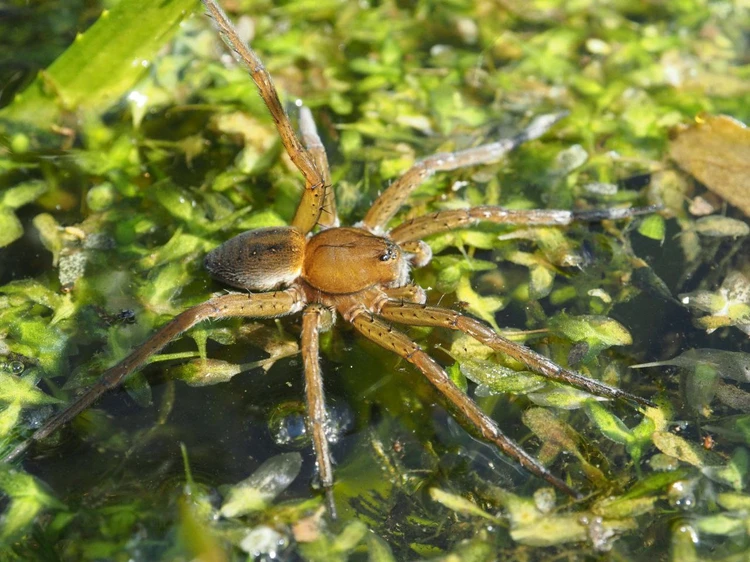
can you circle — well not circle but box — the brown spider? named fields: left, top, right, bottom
left=4, top=0, right=656, bottom=517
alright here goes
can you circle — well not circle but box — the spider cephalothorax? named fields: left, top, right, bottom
left=4, top=0, right=657, bottom=518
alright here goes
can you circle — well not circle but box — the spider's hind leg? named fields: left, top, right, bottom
left=377, top=301, right=654, bottom=408
left=3, top=290, right=304, bottom=464
left=344, top=305, right=581, bottom=498
left=301, top=305, right=337, bottom=518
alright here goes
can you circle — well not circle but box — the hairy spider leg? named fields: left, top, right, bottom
left=300, top=107, right=338, bottom=228
left=345, top=306, right=581, bottom=498
left=3, top=290, right=305, bottom=464
left=201, top=0, right=329, bottom=234
left=301, top=305, right=337, bottom=518
left=361, top=112, right=568, bottom=233
left=377, top=302, right=654, bottom=408
left=382, top=285, right=428, bottom=305
left=390, top=204, right=664, bottom=244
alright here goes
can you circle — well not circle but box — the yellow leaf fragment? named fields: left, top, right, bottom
left=669, top=115, right=750, bottom=216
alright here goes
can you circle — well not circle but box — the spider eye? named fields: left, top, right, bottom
left=379, top=241, right=401, bottom=262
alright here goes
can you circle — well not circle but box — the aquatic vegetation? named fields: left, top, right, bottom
left=0, top=0, right=748, bottom=559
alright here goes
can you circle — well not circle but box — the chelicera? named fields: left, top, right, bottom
left=5, top=0, right=657, bottom=516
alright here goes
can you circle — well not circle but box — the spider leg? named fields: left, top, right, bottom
left=201, top=0, right=328, bottom=234
left=377, top=301, right=654, bottom=408
left=400, top=240, right=432, bottom=268
left=361, top=112, right=567, bottom=233
left=3, top=289, right=304, bottom=463
left=382, top=285, right=427, bottom=305
left=344, top=305, right=581, bottom=498
left=390, top=204, right=662, bottom=244
left=301, top=305, right=337, bottom=518
left=300, top=107, right=338, bottom=228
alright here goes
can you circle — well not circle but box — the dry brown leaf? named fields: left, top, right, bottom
left=669, top=114, right=750, bottom=216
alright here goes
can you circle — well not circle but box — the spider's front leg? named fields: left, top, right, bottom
left=299, top=107, right=338, bottom=228
left=201, top=0, right=333, bottom=235
left=389, top=205, right=663, bottom=244
left=301, top=305, right=337, bottom=518
left=3, top=290, right=305, bottom=464
left=361, top=112, right=568, bottom=233
left=376, top=302, right=654, bottom=407
left=343, top=305, right=581, bottom=498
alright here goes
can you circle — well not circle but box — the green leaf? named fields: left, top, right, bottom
left=0, top=0, right=197, bottom=136
left=459, top=357, right=545, bottom=395
left=548, top=313, right=632, bottom=362
left=33, top=213, right=64, bottom=265
left=620, top=469, right=692, bottom=500
left=717, top=492, right=750, bottom=511
left=628, top=415, right=657, bottom=463
left=170, top=359, right=244, bottom=387
left=331, top=520, right=369, bottom=552
left=528, top=386, right=600, bottom=410
left=0, top=180, right=48, bottom=210
left=220, top=453, right=303, bottom=518
left=0, top=372, right=61, bottom=406
left=123, top=371, right=152, bottom=408
left=529, top=265, right=555, bottom=299
left=550, top=313, right=633, bottom=347
left=0, top=208, right=23, bottom=248
left=592, top=496, right=657, bottom=519
left=670, top=524, right=700, bottom=562
left=0, top=402, right=22, bottom=438
left=429, top=488, right=499, bottom=522
left=638, top=214, right=666, bottom=241
left=0, top=468, right=66, bottom=539
left=365, top=531, right=396, bottom=562
left=693, top=216, right=750, bottom=238
left=701, top=448, right=749, bottom=491
left=509, top=513, right=588, bottom=546
left=455, top=276, right=505, bottom=331
left=695, top=514, right=746, bottom=536
left=586, top=401, right=634, bottom=446
left=652, top=431, right=721, bottom=469
left=447, top=362, right=468, bottom=393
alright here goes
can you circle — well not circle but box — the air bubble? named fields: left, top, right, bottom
left=1, top=361, right=25, bottom=375
left=268, top=400, right=353, bottom=448
left=268, top=402, right=308, bottom=448
left=668, top=480, right=697, bottom=511
left=239, top=525, right=290, bottom=560
left=9, top=361, right=24, bottom=375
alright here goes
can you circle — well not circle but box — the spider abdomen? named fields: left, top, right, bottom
left=204, top=226, right=305, bottom=291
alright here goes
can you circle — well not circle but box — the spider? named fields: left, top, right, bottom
left=4, top=0, right=656, bottom=517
